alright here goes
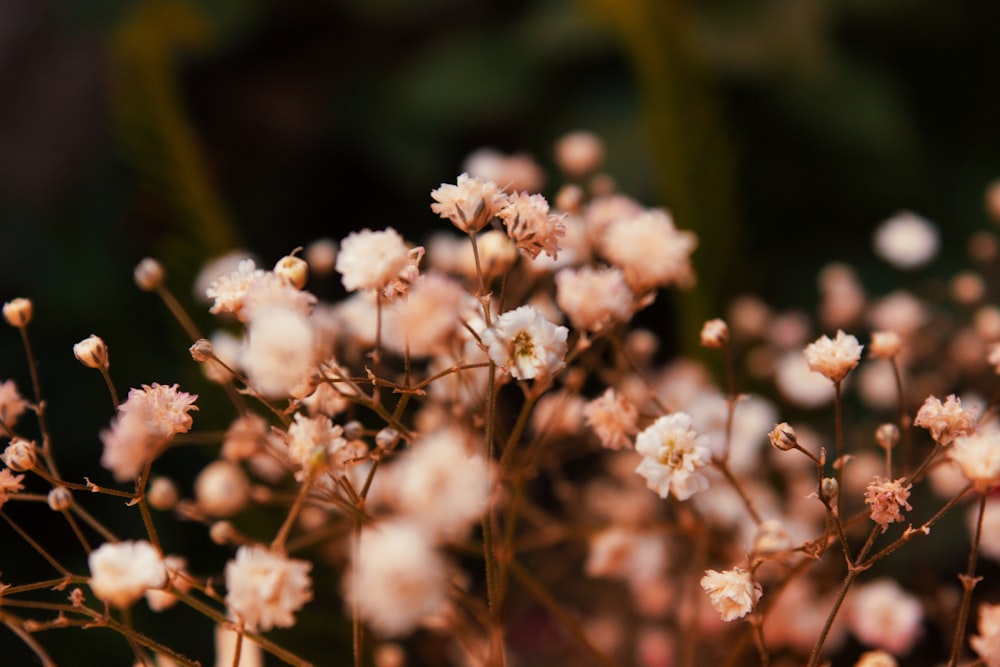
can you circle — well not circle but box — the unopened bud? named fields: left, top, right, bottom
left=305, top=238, right=338, bottom=277
left=869, top=330, right=902, bottom=359
left=875, top=423, right=900, bottom=450
left=209, top=521, right=236, bottom=545
left=375, top=427, right=400, bottom=450
left=189, top=338, right=214, bottom=363
left=700, top=318, right=730, bottom=349
left=194, top=460, right=250, bottom=518
left=274, top=254, right=309, bottom=290
left=3, top=298, right=32, bottom=327
left=821, top=477, right=839, bottom=501
left=73, top=334, right=109, bottom=369
left=769, top=422, right=798, bottom=451
left=134, top=258, right=165, bottom=291
left=343, top=420, right=364, bottom=440
left=2, top=438, right=37, bottom=471
left=148, top=477, right=180, bottom=511
left=47, top=486, right=72, bottom=511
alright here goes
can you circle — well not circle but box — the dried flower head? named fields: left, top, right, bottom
left=875, top=423, right=900, bottom=450
left=700, top=318, right=729, bottom=348
left=0, top=468, right=25, bottom=508
left=864, top=476, right=913, bottom=533
left=913, top=394, right=977, bottom=446
left=2, top=437, right=37, bottom=471
left=950, top=430, right=1000, bottom=492
left=274, top=253, right=308, bottom=289
left=3, top=298, right=32, bottom=327
left=768, top=422, right=799, bottom=452
left=336, top=228, right=423, bottom=297
left=497, top=191, right=566, bottom=260
left=89, top=540, right=167, bottom=608
left=430, top=173, right=507, bottom=233
left=481, top=305, right=568, bottom=381
left=583, top=388, right=639, bottom=450
left=869, top=331, right=902, bottom=359
left=555, top=265, right=634, bottom=332
left=224, top=545, right=313, bottom=631
left=133, top=258, right=164, bottom=291
left=634, top=412, right=711, bottom=501
left=804, top=330, right=864, bottom=383
left=194, top=460, right=251, bottom=518
left=244, top=305, right=315, bottom=399
left=700, top=567, right=762, bottom=622
left=848, top=579, right=923, bottom=655
left=73, top=334, right=108, bottom=369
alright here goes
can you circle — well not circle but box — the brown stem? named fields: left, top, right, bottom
left=948, top=491, right=988, bottom=667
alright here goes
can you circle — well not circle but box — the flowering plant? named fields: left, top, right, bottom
left=3, top=133, right=1000, bottom=667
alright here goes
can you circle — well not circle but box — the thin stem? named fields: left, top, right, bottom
left=353, top=512, right=363, bottom=667
left=807, top=569, right=859, bottom=667
left=135, top=458, right=160, bottom=551
left=711, top=457, right=762, bottom=525
left=1, top=613, right=57, bottom=667
left=833, top=380, right=845, bottom=518
left=889, top=356, right=912, bottom=475
left=271, top=469, right=316, bottom=551
left=18, top=326, right=58, bottom=477
left=99, top=366, right=120, bottom=411
left=0, top=510, right=72, bottom=577
left=948, top=491, right=988, bottom=667
left=155, top=284, right=202, bottom=343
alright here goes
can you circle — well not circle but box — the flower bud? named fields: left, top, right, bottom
left=194, top=460, right=250, bottom=518
left=134, top=258, right=164, bottom=291
left=821, top=477, right=839, bottom=501
left=209, top=520, right=236, bottom=545
left=700, top=318, right=729, bottom=349
left=869, top=330, right=902, bottom=359
left=3, top=298, right=32, bottom=327
left=375, top=427, right=400, bottom=451
left=73, top=334, right=109, bottom=369
left=875, top=423, right=900, bottom=450
left=343, top=420, right=364, bottom=441
left=305, top=238, right=338, bottom=276
left=274, top=254, right=309, bottom=289
left=2, top=438, right=37, bottom=471
left=148, top=477, right=180, bottom=511
left=769, top=422, right=798, bottom=451
left=189, top=338, right=214, bottom=363
left=48, top=486, right=72, bottom=511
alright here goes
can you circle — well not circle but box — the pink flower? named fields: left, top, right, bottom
left=497, top=191, right=566, bottom=260
left=336, top=228, right=423, bottom=297
left=555, top=265, right=634, bottom=332
left=914, top=394, right=977, bottom=445
left=0, top=379, right=28, bottom=427
left=0, top=468, right=25, bottom=508
left=864, top=477, right=913, bottom=533
left=430, top=173, right=507, bottom=233
left=848, top=579, right=923, bottom=655
left=583, top=388, right=639, bottom=450
left=971, top=602, right=1000, bottom=667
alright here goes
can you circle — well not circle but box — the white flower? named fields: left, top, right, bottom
left=336, top=228, right=423, bottom=296
left=634, top=412, right=711, bottom=500
left=497, top=191, right=566, bottom=260
left=849, top=579, right=923, bottom=655
left=599, top=208, right=697, bottom=292
left=554, top=131, right=604, bottom=177
left=804, top=330, right=864, bottom=383
left=224, top=545, right=313, bottom=631
left=555, top=265, right=633, bottom=332
left=89, top=540, right=167, bottom=608
left=430, top=173, right=507, bottom=233
left=350, top=521, right=449, bottom=637
left=244, top=305, right=315, bottom=399
left=971, top=602, right=1000, bottom=667
left=950, top=429, right=1000, bottom=492
left=873, top=211, right=939, bottom=270
left=583, top=388, right=639, bottom=450
left=700, top=567, right=762, bottom=622
left=481, top=305, right=568, bottom=380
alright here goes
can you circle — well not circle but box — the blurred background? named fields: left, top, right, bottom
left=1, top=0, right=999, bottom=664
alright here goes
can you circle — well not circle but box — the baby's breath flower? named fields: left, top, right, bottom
left=133, top=258, right=164, bottom=291
left=554, top=130, right=604, bottom=178
left=47, top=486, right=72, bottom=511
left=463, top=148, right=544, bottom=194
left=274, top=253, right=308, bottom=289
left=634, top=412, right=711, bottom=501
left=873, top=211, right=939, bottom=270
left=430, top=173, right=507, bottom=233
left=284, top=413, right=352, bottom=478
left=875, top=423, right=900, bottom=450
left=2, top=437, right=36, bottom=471
left=0, top=468, right=25, bottom=508
left=2, top=298, right=32, bottom=327
left=854, top=651, right=898, bottom=667
left=148, top=476, right=179, bottom=511
left=600, top=209, right=698, bottom=293
left=583, top=388, right=639, bottom=450
left=864, top=476, right=912, bottom=533
left=700, top=567, right=762, bottom=622
left=0, top=379, right=28, bottom=428
left=194, top=460, right=250, bottom=518
left=497, top=191, right=566, bottom=261
left=804, top=330, right=863, bottom=383
left=848, top=579, right=923, bottom=655
left=970, top=602, right=1000, bottom=667
left=869, top=331, right=902, bottom=358
left=244, top=305, right=315, bottom=399
left=481, top=305, right=568, bottom=381
left=700, top=318, right=729, bottom=348
left=555, top=265, right=633, bottom=332
left=145, top=555, right=191, bottom=612
left=205, top=259, right=265, bottom=319
left=914, top=394, right=977, bottom=445
left=336, top=228, right=423, bottom=297
left=950, top=430, right=1000, bottom=492
left=768, top=422, right=799, bottom=452
left=73, top=334, right=108, bottom=369
left=225, top=545, right=313, bottom=631
left=89, top=540, right=167, bottom=608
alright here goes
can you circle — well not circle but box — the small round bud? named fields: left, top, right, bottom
left=875, top=423, right=900, bottom=450
left=195, top=461, right=250, bottom=518
left=375, top=427, right=400, bottom=450
left=274, top=254, right=309, bottom=289
left=700, top=318, right=730, bottom=349
left=209, top=521, right=236, bottom=545
left=148, top=477, right=180, bottom=511
left=189, top=338, right=214, bottom=363
left=555, top=131, right=604, bottom=178
left=555, top=184, right=585, bottom=214
left=343, top=420, right=364, bottom=441
left=2, top=437, right=37, bottom=471
left=869, top=331, right=902, bottom=359
left=768, top=422, right=798, bottom=451
left=3, top=298, right=33, bottom=327
left=134, top=258, right=165, bottom=291
left=305, top=238, right=338, bottom=276
left=821, top=477, right=839, bottom=501
left=73, top=334, right=109, bottom=369
left=47, top=486, right=72, bottom=511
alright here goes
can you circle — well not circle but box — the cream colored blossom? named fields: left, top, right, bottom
left=555, top=130, right=604, bottom=177
left=848, top=579, right=923, bottom=655
left=873, top=211, right=939, bottom=270
left=971, top=602, right=1000, bottom=667
left=583, top=388, right=639, bottom=450
left=463, top=148, right=544, bottom=194
left=145, top=555, right=191, bottom=612
left=950, top=429, right=1000, bottom=492
left=245, top=305, right=315, bottom=399
left=913, top=394, right=977, bottom=445
left=554, top=265, right=633, bottom=332
left=869, top=331, right=902, bottom=358
left=864, top=476, right=912, bottom=533
left=350, top=521, right=449, bottom=637
left=194, top=460, right=250, bottom=518
left=600, top=208, right=697, bottom=292
left=804, top=330, right=863, bottom=383
left=700, top=318, right=729, bottom=348
left=634, top=412, right=711, bottom=500
left=0, top=468, right=25, bottom=508
left=0, top=379, right=27, bottom=428
left=336, top=228, right=423, bottom=297
left=430, top=173, right=507, bottom=233
left=481, top=305, right=568, bottom=381
left=497, top=191, right=566, bottom=260
left=854, top=650, right=898, bottom=667
left=224, top=545, right=313, bottom=631
left=700, top=567, right=762, bottom=622
left=89, top=540, right=167, bottom=608
left=206, top=259, right=265, bottom=320
left=383, top=273, right=467, bottom=357
left=284, top=413, right=352, bottom=478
